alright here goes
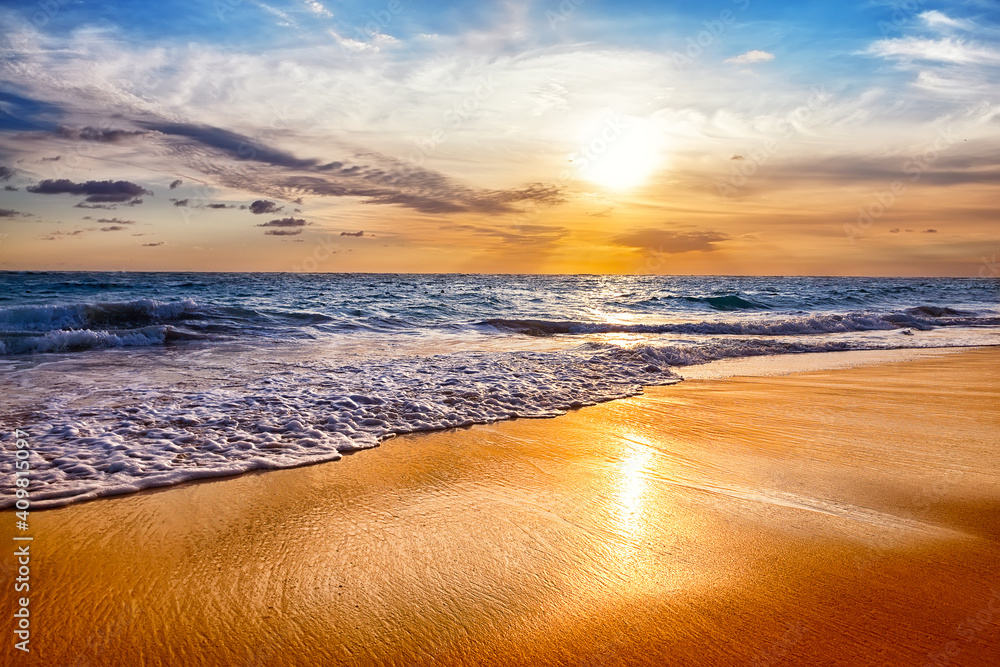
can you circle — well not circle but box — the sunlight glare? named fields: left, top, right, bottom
left=573, top=114, right=665, bottom=191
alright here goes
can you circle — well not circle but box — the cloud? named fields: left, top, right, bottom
left=0, top=209, right=29, bottom=218
left=612, top=229, right=729, bottom=254
left=172, top=199, right=190, bottom=207
left=142, top=122, right=563, bottom=215
left=302, top=0, right=332, bottom=18
left=96, top=217, right=135, bottom=224
left=41, top=228, right=94, bottom=240
left=203, top=203, right=235, bottom=209
left=264, top=229, right=303, bottom=236
left=725, top=50, right=775, bottom=65
left=141, top=122, right=318, bottom=170
left=4, top=186, right=18, bottom=191
left=258, top=217, right=310, bottom=227
left=340, top=230, right=364, bottom=237
left=169, top=179, right=183, bottom=189
left=924, top=228, right=938, bottom=233
left=142, top=242, right=164, bottom=247
left=27, top=179, right=151, bottom=204
left=0, top=166, right=14, bottom=181
left=919, top=11, right=974, bottom=32
left=868, top=37, right=1000, bottom=65
left=249, top=199, right=283, bottom=215
left=56, top=127, right=148, bottom=143
left=100, top=225, right=127, bottom=231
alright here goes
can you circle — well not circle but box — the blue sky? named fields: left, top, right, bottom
left=0, top=0, right=998, bottom=274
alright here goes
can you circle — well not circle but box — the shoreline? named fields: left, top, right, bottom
left=6, top=344, right=991, bottom=512
left=2, top=347, right=999, bottom=665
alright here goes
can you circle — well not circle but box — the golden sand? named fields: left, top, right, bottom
left=2, top=348, right=999, bottom=665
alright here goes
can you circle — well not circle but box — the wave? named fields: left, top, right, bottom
left=683, top=295, right=770, bottom=310
left=482, top=308, right=999, bottom=337
left=0, top=298, right=344, bottom=354
left=0, top=298, right=197, bottom=331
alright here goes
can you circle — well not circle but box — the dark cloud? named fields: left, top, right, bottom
left=171, top=199, right=190, bottom=207
left=101, top=225, right=127, bottom=231
left=259, top=217, right=310, bottom=228
left=924, top=228, right=938, bottom=233
left=56, top=127, right=148, bottom=143
left=249, top=199, right=283, bottom=215
left=27, top=179, right=151, bottom=204
left=890, top=228, right=900, bottom=233
left=731, top=155, right=745, bottom=160
left=143, top=121, right=564, bottom=216
left=204, top=203, right=235, bottom=209
left=142, top=242, right=164, bottom=247
left=41, top=156, right=60, bottom=161
left=0, top=166, right=14, bottom=181
left=340, top=230, right=364, bottom=237
left=142, top=122, right=317, bottom=169
left=169, top=179, right=183, bottom=189
left=5, top=186, right=19, bottom=191
left=96, top=217, right=135, bottom=225
left=264, top=229, right=303, bottom=236
left=612, top=229, right=729, bottom=254
left=0, top=209, right=28, bottom=218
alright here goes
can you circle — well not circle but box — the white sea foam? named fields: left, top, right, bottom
left=1, top=343, right=685, bottom=508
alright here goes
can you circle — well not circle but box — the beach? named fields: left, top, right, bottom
left=2, top=347, right=999, bottom=666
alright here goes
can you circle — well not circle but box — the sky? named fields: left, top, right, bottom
left=0, top=0, right=998, bottom=275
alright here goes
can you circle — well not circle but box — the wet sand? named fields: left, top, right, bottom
left=2, top=348, right=999, bottom=666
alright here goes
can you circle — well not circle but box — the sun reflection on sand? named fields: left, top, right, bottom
left=610, top=435, right=655, bottom=562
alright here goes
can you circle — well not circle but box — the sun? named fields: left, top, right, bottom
left=573, top=114, right=665, bottom=191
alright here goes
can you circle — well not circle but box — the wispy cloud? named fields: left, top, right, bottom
left=868, top=37, right=1000, bottom=64
left=612, top=229, right=729, bottom=254
left=725, top=50, right=775, bottom=65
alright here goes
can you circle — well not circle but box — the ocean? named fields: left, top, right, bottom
left=1, top=272, right=997, bottom=508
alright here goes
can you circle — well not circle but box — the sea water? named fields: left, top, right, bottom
left=1, top=272, right=997, bottom=508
